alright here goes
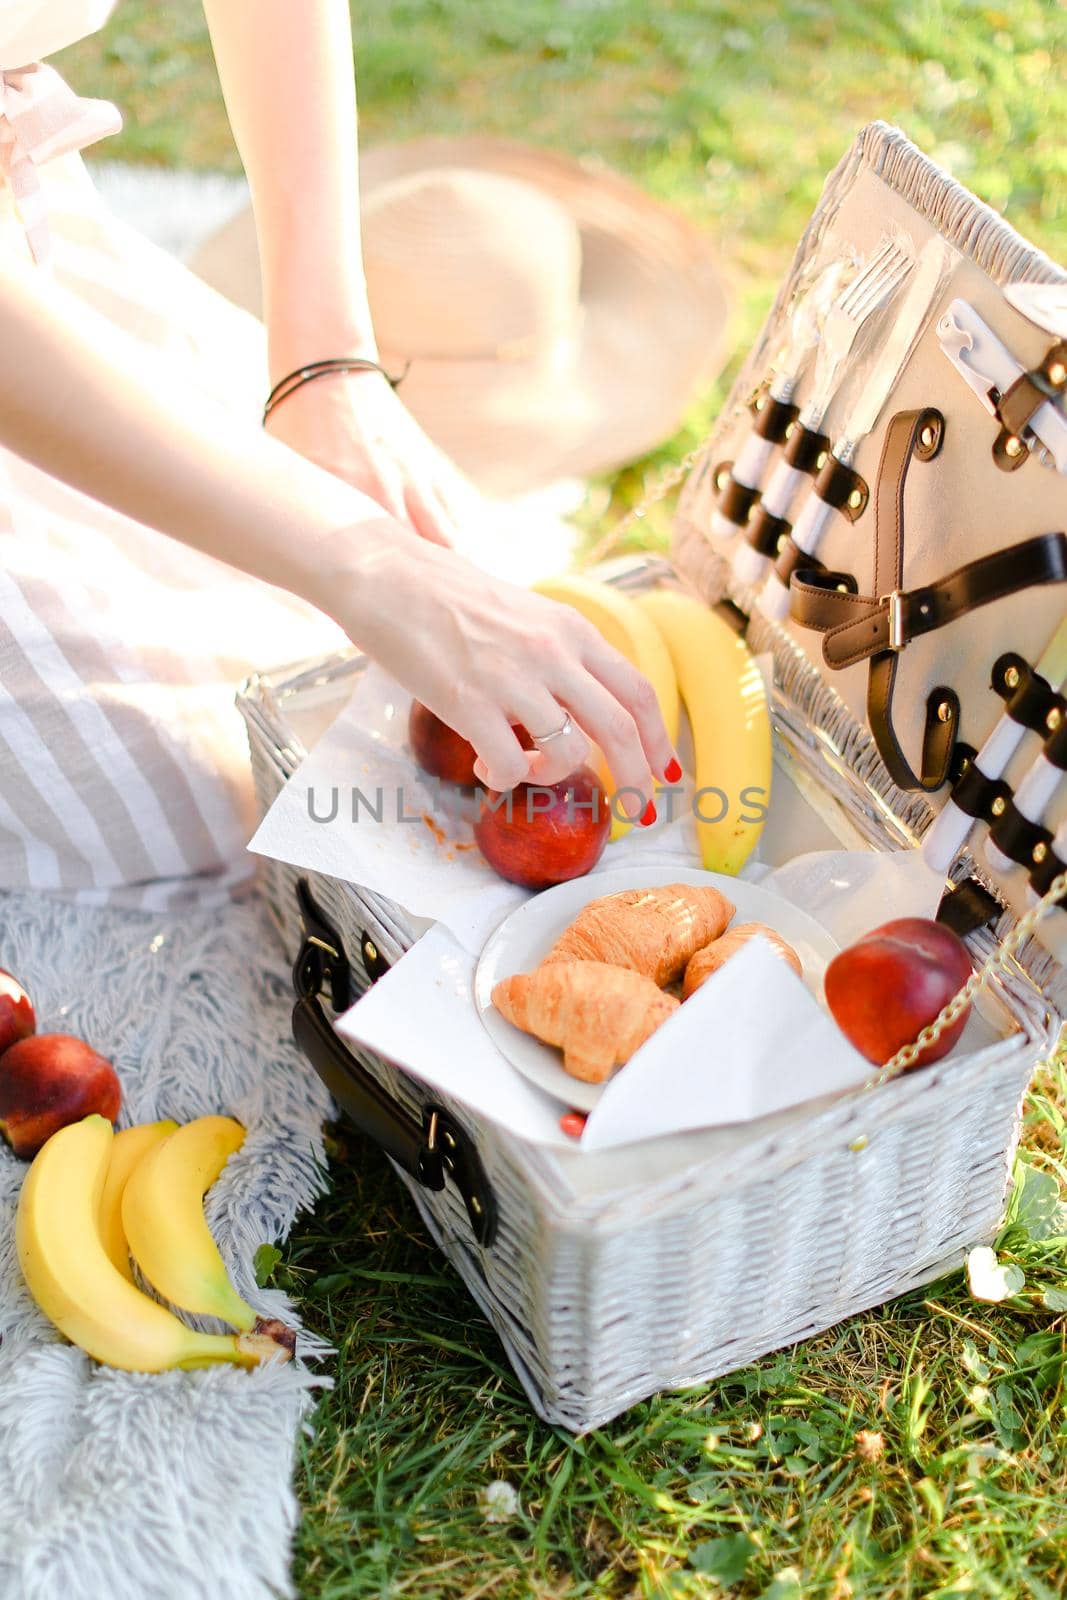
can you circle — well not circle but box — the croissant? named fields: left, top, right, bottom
left=492, top=961, right=679, bottom=1083
left=682, top=922, right=802, bottom=999
left=541, top=883, right=734, bottom=987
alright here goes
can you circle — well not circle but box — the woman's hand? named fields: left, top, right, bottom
left=265, top=369, right=472, bottom=548
left=335, top=523, right=677, bottom=815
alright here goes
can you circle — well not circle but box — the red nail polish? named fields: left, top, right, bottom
left=640, top=800, right=657, bottom=827
left=560, top=1111, right=587, bottom=1138
left=664, top=757, right=682, bottom=783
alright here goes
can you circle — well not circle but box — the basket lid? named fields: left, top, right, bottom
left=672, top=123, right=1067, bottom=1006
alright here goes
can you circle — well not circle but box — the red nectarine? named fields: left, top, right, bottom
left=0, top=968, right=34, bottom=1056
left=409, top=702, right=534, bottom=787
left=474, top=766, right=610, bottom=888
left=0, top=1034, right=121, bottom=1159
left=825, top=917, right=972, bottom=1068
left=409, top=701, right=480, bottom=786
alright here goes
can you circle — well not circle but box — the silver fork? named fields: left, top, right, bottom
left=732, top=235, right=915, bottom=587
left=709, top=249, right=853, bottom=542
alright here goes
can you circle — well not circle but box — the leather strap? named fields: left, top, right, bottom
left=745, top=507, right=792, bottom=558
left=791, top=531, right=1067, bottom=669
left=987, top=801, right=1055, bottom=872
left=994, top=654, right=1067, bottom=733
left=790, top=403, right=1067, bottom=788
left=797, top=409, right=951, bottom=788
left=1031, top=842, right=1067, bottom=899
left=775, top=539, right=828, bottom=588
left=992, top=339, right=1067, bottom=472
left=936, top=877, right=1001, bottom=938
left=949, top=759, right=1012, bottom=822
left=717, top=470, right=761, bottom=525
left=1042, top=716, right=1067, bottom=771
left=812, top=453, right=869, bottom=521
left=782, top=424, right=830, bottom=474
left=751, top=393, right=798, bottom=444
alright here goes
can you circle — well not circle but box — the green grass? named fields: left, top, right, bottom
left=61, top=0, right=1067, bottom=550
left=58, top=3, right=1067, bottom=1594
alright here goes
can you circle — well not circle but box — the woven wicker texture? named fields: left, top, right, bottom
left=237, top=123, right=1062, bottom=1431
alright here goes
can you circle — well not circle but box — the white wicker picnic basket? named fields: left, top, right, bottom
left=238, top=124, right=1067, bottom=1433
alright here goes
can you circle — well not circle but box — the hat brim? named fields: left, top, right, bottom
left=191, top=136, right=730, bottom=495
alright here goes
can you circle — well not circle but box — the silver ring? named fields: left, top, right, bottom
left=530, top=711, right=574, bottom=746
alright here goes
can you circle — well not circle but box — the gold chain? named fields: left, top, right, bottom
left=871, top=869, right=1067, bottom=1085
left=582, top=438, right=718, bottom=568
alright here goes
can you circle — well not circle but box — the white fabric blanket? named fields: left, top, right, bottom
left=0, top=887, right=333, bottom=1600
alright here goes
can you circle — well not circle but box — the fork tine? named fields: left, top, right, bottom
left=842, top=246, right=911, bottom=318
left=837, top=238, right=897, bottom=311
left=841, top=239, right=911, bottom=307
left=848, top=250, right=912, bottom=319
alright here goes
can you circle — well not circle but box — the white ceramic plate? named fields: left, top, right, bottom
left=474, top=864, right=840, bottom=1112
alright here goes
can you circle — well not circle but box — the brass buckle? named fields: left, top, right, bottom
left=883, top=590, right=906, bottom=651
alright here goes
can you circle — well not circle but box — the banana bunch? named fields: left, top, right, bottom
left=17, top=1113, right=294, bottom=1373
left=533, top=574, right=680, bottom=840
left=638, top=587, right=772, bottom=875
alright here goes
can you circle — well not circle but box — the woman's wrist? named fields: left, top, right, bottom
left=300, top=510, right=412, bottom=638
left=266, top=301, right=379, bottom=386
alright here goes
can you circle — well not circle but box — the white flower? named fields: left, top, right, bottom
left=966, top=1246, right=1025, bottom=1304
left=478, top=1480, right=522, bottom=1523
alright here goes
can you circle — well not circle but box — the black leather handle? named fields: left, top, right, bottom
left=290, top=878, right=497, bottom=1246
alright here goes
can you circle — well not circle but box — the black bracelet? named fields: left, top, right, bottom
left=263, top=356, right=409, bottom=424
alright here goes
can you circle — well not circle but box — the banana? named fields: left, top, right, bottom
left=99, top=1119, right=178, bottom=1281
left=534, top=574, right=680, bottom=839
left=637, top=588, right=772, bottom=874
left=122, top=1114, right=258, bottom=1332
left=16, top=1115, right=287, bottom=1372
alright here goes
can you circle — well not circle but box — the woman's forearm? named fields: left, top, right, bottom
left=0, top=257, right=388, bottom=614
left=201, top=0, right=374, bottom=379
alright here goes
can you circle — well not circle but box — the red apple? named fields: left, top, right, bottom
left=0, top=968, right=35, bottom=1056
left=0, top=1034, right=121, bottom=1159
left=474, top=766, right=610, bottom=888
left=409, top=702, right=534, bottom=787
left=824, top=917, right=973, bottom=1069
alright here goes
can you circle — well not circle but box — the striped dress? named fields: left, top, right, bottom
left=0, top=1, right=345, bottom=910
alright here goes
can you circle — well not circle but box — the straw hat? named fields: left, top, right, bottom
left=192, top=136, right=729, bottom=495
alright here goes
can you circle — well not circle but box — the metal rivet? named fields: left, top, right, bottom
left=364, top=940, right=378, bottom=962
left=849, top=1135, right=869, bottom=1153
left=777, top=535, right=788, bottom=552
left=1005, top=665, right=1021, bottom=690
left=1005, top=435, right=1024, bottom=458
left=920, top=425, right=936, bottom=449
left=784, top=421, right=795, bottom=439
left=836, top=582, right=850, bottom=593
left=1048, top=360, right=1066, bottom=387
left=1047, top=707, right=1063, bottom=732
left=1033, top=842, right=1049, bottom=864
left=815, top=450, right=828, bottom=469
left=715, top=469, right=729, bottom=491
left=848, top=488, right=864, bottom=509
left=755, top=395, right=766, bottom=411
left=991, top=796, right=1007, bottom=817
left=937, top=700, right=953, bottom=723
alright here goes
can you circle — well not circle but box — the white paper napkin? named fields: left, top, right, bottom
left=579, top=936, right=871, bottom=1149
left=249, top=664, right=704, bottom=952
left=336, top=926, right=872, bottom=1151
left=335, top=923, right=573, bottom=1149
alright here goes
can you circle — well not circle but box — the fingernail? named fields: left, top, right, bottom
left=559, top=1111, right=587, bottom=1138
left=664, top=757, right=682, bottom=783
left=640, top=800, right=657, bottom=827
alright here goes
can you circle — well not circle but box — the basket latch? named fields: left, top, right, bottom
left=291, top=878, right=497, bottom=1246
